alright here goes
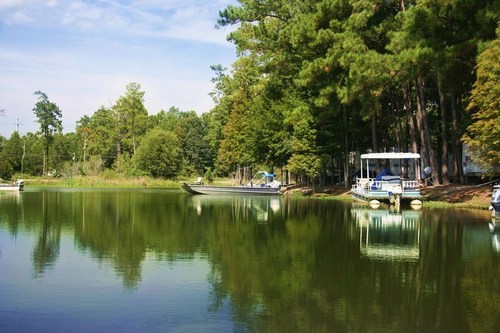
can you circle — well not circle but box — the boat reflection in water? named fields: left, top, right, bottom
left=491, top=232, right=500, bottom=253
left=189, top=194, right=281, bottom=222
left=0, top=190, right=22, bottom=203
left=352, top=204, right=421, bottom=261
left=490, top=217, right=500, bottom=254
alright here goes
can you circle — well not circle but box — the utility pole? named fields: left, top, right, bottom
left=15, top=118, right=23, bottom=133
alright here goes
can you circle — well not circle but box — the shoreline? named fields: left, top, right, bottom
left=15, top=176, right=495, bottom=211
left=284, top=183, right=494, bottom=210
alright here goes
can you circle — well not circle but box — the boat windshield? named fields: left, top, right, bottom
left=249, top=171, right=278, bottom=187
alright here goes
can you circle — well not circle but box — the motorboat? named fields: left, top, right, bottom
left=351, top=152, right=422, bottom=206
left=181, top=171, right=281, bottom=195
left=490, top=184, right=500, bottom=215
left=0, top=179, right=24, bottom=191
left=489, top=184, right=500, bottom=231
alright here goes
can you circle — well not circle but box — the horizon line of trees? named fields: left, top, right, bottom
left=0, top=0, right=499, bottom=185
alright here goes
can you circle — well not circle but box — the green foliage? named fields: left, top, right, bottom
left=0, top=153, right=14, bottom=180
left=114, top=153, right=136, bottom=176
left=33, top=91, right=63, bottom=174
left=33, top=91, right=63, bottom=140
left=177, top=111, right=209, bottom=174
left=2, top=131, right=23, bottom=172
left=152, top=107, right=211, bottom=175
left=133, top=129, right=181, bottom=178
left=86, top=107, right=118, bottom=168
left=204, top=168, right=214, bottom=182
left=2, top=1, right=498, bottom=181
left=82, top=156, right=104, bottom=176
left=212, top=0, right=500, bottom=182
left=463, top=25, right=500, bottom=174
left=18, top=132, right=44, bottom=176
left=287, top=153, right=322, bottom=180
left=113, top=82, right=149, bottom=156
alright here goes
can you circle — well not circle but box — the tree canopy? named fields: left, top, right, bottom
left=0, top=1, right=498, bottom=182
left=33, top=90, right=63, bottom=175
left=463, top=25, right=500, bottom=174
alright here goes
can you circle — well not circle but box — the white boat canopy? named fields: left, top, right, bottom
left=360, top=152, right=420, bottom=160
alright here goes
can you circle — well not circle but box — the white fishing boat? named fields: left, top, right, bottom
left=351, top=152, right=422, bottom=206
left=181, top=171, right=282, bottom=196
left=0, top=179, right=24, bottom=191
left=489, top=184, right=500, bottom=232
left=490, top=184, right=500, bottom=215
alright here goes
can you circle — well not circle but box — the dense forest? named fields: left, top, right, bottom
left=0, top=0, right=499, bottom=186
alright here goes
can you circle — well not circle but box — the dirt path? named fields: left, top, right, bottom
left=420, top=184, right=492, bottom=205
left=286, top=183, right=494, bottom=208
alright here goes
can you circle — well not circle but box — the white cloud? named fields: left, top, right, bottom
left=3, top=9, right=32, bottom=24
left=61, top=1, right=104, bottom=27
left=0, top=0, right=28, bottom=10
left=0, top=0, right=236, bottom=46
left=0, top=0, right=238, bottom=135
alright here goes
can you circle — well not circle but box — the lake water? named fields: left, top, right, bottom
left=0, top=188, right=498, bottom=333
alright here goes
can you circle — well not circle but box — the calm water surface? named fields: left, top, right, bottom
left=0, top=188, right=498, bottom=333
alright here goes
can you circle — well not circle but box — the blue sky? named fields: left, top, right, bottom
left=0, top=0, right=237, bottom=136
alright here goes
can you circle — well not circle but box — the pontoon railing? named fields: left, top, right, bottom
left=353, top=177, right=420, bottom=193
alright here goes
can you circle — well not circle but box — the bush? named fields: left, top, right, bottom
left=133, top=129, right=181, bottom=178
left=0, top=157, right=14, bottom=180
left=204, top=168, right=214, bottom=182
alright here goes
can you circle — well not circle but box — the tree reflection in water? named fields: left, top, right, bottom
left=0, top=189, right=498, bottom=332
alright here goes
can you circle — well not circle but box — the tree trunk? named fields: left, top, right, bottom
left=83, top=138, right=87, bottom=163
left=414, top=82, right=428, bottom=171
left=236, top=165, right=242, bottom=185
left=21, top=140, right=27, bottom=174
left=44, top=141, right=50, bottom=176
left=394, top=99, right=403, bottom=150
left=402, top=82, right=420, bottom=180
left=450, top=89, right=465, bottom=183
left=416, top=77, right=439, bottom=185
left=437, top=74, right=449, bottom=185
left=371, top=109, right=378, bottom=153
left=343, top=106, right=350, bottom=188
left=132, top=115, right=137, bottom=156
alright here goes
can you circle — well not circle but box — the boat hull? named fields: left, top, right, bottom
left=491, top=189, right=500, bottom=211
left=182, top=183, right=281, bottom=196
left=351, top=191, right=422, bottom=206
left=491, top=185, right=500, bottom=219
left=0, top=181, right=23, bottom=191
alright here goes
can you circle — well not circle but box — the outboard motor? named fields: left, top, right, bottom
left=16, top=179, right=24, bottom=191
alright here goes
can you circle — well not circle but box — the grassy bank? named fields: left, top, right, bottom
left=20, top=175, right=240, bottom=189
left=21, top=175, right=182, bottom=188
left=18, top=176, right=493, bottom=211
left=287, top=184, right=492, bottom=211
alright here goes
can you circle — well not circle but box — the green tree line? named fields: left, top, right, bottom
left=0, top=0, right=498, bottom=185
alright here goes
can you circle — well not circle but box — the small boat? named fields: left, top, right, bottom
left=0, top=179, right=24, bottom=191
left=490, top=184, right=500, bottom=212
left=489, top=184, right=500, bottom=223
left=181, top=171, right=282, bottom=196
left=351, top=152, right=422, bottom=206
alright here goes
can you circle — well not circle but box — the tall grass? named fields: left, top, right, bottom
left=21, top=175, right=181, bottom=188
